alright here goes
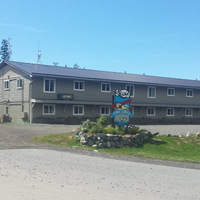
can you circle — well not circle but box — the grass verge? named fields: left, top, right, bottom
left=31, top=133, right=200, bottom=163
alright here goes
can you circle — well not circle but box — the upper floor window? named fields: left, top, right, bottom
left=74, top=81, right=84, bottom=91
left=100, top=106, right=110, bottom=115
left=44, top=78, right=55, bottom=93
left=148, top=86, right=156, bottom=98
left=185, top=108, right=193, bottom=117
left=167, top=88, right=175, bottom=96
left=166, top=108, right=174, bottom=116
left=43, top=104, right=55, bottom=115
left=130, top=107, right=134, bottom=117
left=101, top=83, right=111, bottom=92
left=147, top=107, right=155, bottom=116
left=17, top=79, right=23, bottom=89
left=186, top=89, right=193, bottom=97
left=126, top=85, right=134, bottom=97
left=4, top=80, right=9, bottom=90
left=73, top=105, right=84, bottom=115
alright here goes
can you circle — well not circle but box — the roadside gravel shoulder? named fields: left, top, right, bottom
left=1, top=123, right=200, bottom=170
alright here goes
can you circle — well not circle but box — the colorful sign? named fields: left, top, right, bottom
left=111, top=90, right=133, bottom=126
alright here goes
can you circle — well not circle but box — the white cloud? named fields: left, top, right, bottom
left=0, top=23, right=45, bottom=32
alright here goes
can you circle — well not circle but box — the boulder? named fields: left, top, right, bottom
left=178, top=134, right=183, bottom=138
left=106, top=141, right=111, bottom=148
left=186, top=132, right=192, bottom=138
left=196, top=132, right=200, bottom=137
left=92, top=144, right=98, bottom=148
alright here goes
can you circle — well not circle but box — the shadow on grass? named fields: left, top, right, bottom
left=146, top=137, right=167, bottom=145
left=135, top=138, right=167, bottom=148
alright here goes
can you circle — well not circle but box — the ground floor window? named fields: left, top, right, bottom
left=147, top=107, right=155, bottom=116
left=100, top=106, right=110, bottom=115
left=6, top=106, right=9, bottom=115
left=43, top=104, right=55, bottom=115
left=166, top=108, right=174, bottom=116
left=185, top=108, right=193, bottom=117
left=73, top=105, right=84, bottom=115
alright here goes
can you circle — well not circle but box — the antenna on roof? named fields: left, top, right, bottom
left=35, top=43, right=42, bottom=72
left=37, top=50, right=42, bottom=64
left=37, top=42, right=42, bottom=64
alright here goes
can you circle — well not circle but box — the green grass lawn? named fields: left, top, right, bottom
left=31, top=133, right=200, bottom=163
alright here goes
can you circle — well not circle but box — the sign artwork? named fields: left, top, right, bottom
left=111, top=90, right=133, bottom=126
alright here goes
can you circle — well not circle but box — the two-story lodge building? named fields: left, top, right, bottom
left=1, top=60, right=200, bottom=124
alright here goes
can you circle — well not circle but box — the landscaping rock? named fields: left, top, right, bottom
left=166, top=134, right=171, bottom=137
left=78, top=130, right=154, bottom=149
left=178, top=134, right=183, bottom=138
left=92, top=144, right=98, bottom=148
left=106, top=141, right=111, bottom=148
left=173, top=135, right=179, bottom=137
left=186, top=132, right=192, bottom=138
left=196, top=132, right=200, bottom=137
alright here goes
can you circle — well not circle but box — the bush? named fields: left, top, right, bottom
left=97, top=116, right=109, bottom=127
left=80, top=119, right=97, bottom=132
left=89, top=125, right=104, bottom=134
left=128, top=125, right=146, bottom=134
left=103, top=126, right=117, bottom=134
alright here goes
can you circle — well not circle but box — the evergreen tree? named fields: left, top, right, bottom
left=0, top=39, right=10, bottom=62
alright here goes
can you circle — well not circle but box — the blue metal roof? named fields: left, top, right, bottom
left=4, top=61, right=200, bottom=88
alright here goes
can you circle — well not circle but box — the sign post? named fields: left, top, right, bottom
left=111, top=90, right=133, bottom=127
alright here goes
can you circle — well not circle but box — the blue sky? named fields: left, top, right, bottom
left=1, top=0, right=200, bottom=80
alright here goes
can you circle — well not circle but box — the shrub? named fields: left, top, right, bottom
left=103, top=126, right=117, bottom=134
left=128, top=125, right=146, bottom=134
left=89, top=125, right=104, bottom=134
left=80, top=119, right=97, bottom=132
left=97, top=116, right=109, bottom=127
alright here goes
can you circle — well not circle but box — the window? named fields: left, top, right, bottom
left=126, top=85, right=134, bottom=97
left=74, top=81, right=84, bottom=91
left=101, top=83, right=111, bottom=92
left=100, top=106, right=110, bottom=115
left=166, top=108, right=174, bottom=116
left=4, top=80, right=9, bottom=90
left=167, top=88, right=175, bottom=96
left=185, top=109, right=193, bottom=117
left=17, top=79, right=23, bottom=89
left=186, top=89, right=193, bottom=97
left=73, top=105, right=84, bottom=115
left=6, top=107, right=9, bottom=115
left=147, top=107, right=155, bottom=116
left=148, top=86, right=156, bottom=98
left=43, top=104, right=55, bottom=115
left=44, top=78, right=55, bottom=93
left=130, top=107, right=134, bottom=117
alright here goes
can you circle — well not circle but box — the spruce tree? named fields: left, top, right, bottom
left=0, top=39, right=10, bottom=62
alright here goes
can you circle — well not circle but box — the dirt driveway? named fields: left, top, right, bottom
left=1, top=123, right=200, bottom=149
left=0, top=123, right=79, bottom=149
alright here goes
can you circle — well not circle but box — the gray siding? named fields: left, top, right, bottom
left=0, top=64, right=31, bottom=122
left=32, top=77, right=200, bottom=107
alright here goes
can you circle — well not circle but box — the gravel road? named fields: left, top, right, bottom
left=0, top=123, right=200, bottom=199
left=1, top=149, right=200, bottom=200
